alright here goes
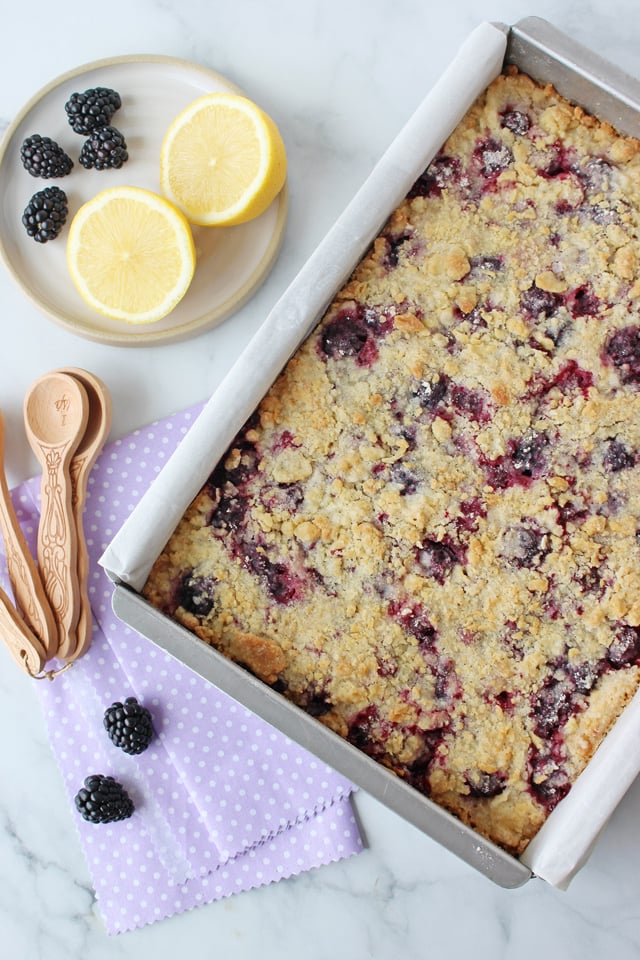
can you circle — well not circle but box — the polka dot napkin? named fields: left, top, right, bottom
left=1, top=403, right=362, bottom=934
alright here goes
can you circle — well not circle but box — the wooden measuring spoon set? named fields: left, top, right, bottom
left=0, top=369, right=111, bottom=678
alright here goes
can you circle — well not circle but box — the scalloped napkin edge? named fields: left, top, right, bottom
left=0, top=403, right=363, bottom=933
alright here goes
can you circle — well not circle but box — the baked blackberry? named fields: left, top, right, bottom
left=104, top=697, right=154, bottom=755
left=74, top=775, right=134, bottom=824
left=22, top=186, right=68, bottom=243
left=20, top=134, right=73, bottom=178
left=79, top=125, right=128, bottom=170
left=141, top=69, right=640, bottom=859
left=65, top=86, right=122, bottom=134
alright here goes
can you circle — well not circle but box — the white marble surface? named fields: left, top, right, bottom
left=2, top=0, right=640, bottom=956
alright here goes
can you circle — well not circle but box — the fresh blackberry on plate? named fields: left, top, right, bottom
left=65, top=86, right=122, bottom=134
left=104, top=696, right=154, bottom=755
left=20, top=134, right=73, bottom=178
left=22, top=186, right=68, bottom=243
left=74, top=774, right=134, bottom=824
left=79, top=125, right=128, bottom=170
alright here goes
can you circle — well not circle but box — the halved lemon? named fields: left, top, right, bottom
left=67, top=186, right=196, bottom=324
left=160, top=93, right=287, bottom=227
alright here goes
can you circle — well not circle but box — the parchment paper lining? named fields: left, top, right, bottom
left=101, top=21, right=640, bottom=887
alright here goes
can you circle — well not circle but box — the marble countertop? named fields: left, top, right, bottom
left=2, top=0, right=640, bottom=956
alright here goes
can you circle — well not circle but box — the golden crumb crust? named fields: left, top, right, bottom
left=144, top=70, right=640, bottom=856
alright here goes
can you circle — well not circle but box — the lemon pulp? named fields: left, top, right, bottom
left=160, top=93, right=287, bottom=227
left=67, top=186, right=196, bottom=324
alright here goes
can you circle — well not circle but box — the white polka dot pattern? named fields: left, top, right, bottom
left=1, top=403, right=362, bottom=934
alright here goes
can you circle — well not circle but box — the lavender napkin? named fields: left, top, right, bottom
left=2, top=404, right=362, bottom=934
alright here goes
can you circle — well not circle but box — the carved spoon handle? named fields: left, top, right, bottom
left=54, top=369, right=112, bottom=662
left=23, top=372, right=88, bottom=660
left=0, top=584, right=46, bottom=676
left=34, top=438, right=81, bottom=658
left=0, top=411, right=57, bottom=655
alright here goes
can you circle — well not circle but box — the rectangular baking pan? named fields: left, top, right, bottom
left=108, top=17, right=640, bottom=888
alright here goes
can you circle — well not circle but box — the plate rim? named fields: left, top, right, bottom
left=0, top=53, right=289, bottom=346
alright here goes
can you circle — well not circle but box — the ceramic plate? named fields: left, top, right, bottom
left=0, top=55, right=288, bottom=346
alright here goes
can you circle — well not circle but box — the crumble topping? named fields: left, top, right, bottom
left=143, top=69, right=640, bottom=855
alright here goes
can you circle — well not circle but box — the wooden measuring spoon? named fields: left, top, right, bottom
left=0, top=584, right=46, bottom=676
left=23, top=372, right=89, bottom=660
left=0, top=410, right=57, bottom=655
left=54, top=369, right=112, bottom=661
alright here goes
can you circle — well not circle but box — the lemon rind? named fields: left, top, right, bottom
left=67, top=186, right=196, bottom=324
left=159, top=93, right=287, bottom=227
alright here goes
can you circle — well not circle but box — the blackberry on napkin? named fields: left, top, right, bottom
left=75, top=774, right=134, bottom=824
left=104, top=696, right=154, bottom=755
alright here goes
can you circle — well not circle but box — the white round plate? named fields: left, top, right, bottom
left=0, top=55, right=288, bottom=346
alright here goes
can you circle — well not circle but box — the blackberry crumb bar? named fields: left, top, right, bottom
left=144, top=68, right=640, bottom=855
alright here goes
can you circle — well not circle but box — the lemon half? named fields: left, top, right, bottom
left=160, top=93, right=287, bottom=227
left=67, top=186, right=196, bottom=324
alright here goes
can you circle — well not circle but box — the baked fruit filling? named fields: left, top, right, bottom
left=143, top=68, right=640, bottom=855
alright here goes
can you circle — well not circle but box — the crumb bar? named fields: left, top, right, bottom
left=143, top=69, right=640, bottom=854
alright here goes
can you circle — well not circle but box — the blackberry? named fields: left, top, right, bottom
left=74, top=775, right=134, bottom=824
left=22, top=186, right=68, bottom=243
left=79, top=125, right=128, bottom=170
left=65, top=86, right=122, bottom=135
left=20, top=134, right=73, bottom=178
left=104, top=697, right=154, bottom=755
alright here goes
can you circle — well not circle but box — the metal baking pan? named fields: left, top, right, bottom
left=109, top=17, right=640, bottom=888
